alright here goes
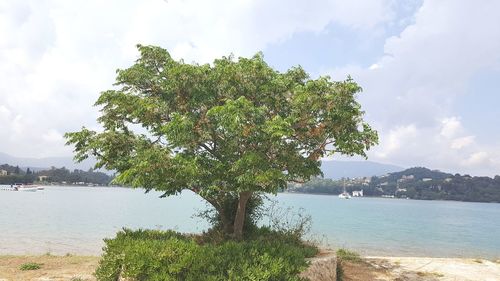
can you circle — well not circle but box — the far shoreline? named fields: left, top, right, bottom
left=281, top=190, right=500, bottom=204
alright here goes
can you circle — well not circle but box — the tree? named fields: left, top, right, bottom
left=65, top=45, right=378, bottom=239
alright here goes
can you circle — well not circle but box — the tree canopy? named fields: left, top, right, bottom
left=65, top=45, right=378, bottom=238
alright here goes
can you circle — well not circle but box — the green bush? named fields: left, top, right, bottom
left=19, top=262, right=42, bottom=271
left=336, top=248, right=361, bottom=262
left=95, top=228, right=318, bottom=281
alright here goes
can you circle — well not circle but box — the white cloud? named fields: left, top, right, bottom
left=451, top=136, right=475, bottom=150
left=0, top=0, right=499, bottom=176
left=375, top=124, right=418, bottom=159
left=329, top=0, right=500, bottom=176
left=440, top=117, right=462, bottom=139
left=0, top=0, right=397, bottom=158
left=41, top=129, right=63, bottom=143
left=461, top=152, right=490, bottom=167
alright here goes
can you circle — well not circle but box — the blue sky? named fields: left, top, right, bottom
left=0, top=0, right=499, bottom=176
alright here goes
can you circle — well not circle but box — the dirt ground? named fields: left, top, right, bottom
left=0, top=255, right=99, bottom=281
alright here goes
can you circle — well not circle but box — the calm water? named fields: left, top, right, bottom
left=0, top=186, right=499, bottom=258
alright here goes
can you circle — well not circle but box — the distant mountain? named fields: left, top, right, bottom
left=1, top=152, right=401, bottom=179
left=320, top=160, right=404, bottom=179
left=0, top=152, right=96, bottom=172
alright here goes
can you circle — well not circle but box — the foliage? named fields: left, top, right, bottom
left=38, top=166, right=112, bottom=185
left=95, top=228, right=317, bottom=281
left=288, top=177, right=344, bottom=194
left=0, top=174, right=37, bottom=185
left=19, top=262, right=42, bottom=271
left=197, top=193, right=266, bottom=237
left=0, top=164, right=36, bottom=184
left=334, top=249, right=361, bottom=281
left=0, top=164, right=22, bottom=175
left=65, top=45, right=377, bottom=237
left=290, top=167, right=500, bottom=203
left=0, top=164, right=112, bottom=185
left=261, top=201, right=313, bottom=241
left=336, top=248, right=361, bottom=262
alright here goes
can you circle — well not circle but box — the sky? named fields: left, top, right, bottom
left=0, top=0, right=499, bottom=176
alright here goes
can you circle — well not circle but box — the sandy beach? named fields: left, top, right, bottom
left=342, top=256, right=500, bottom=281
left=0, top=255, right=99, bottom=281
left=1, top=255, right=499, bottom=281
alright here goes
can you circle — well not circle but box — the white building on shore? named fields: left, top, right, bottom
left=352, top=190, right=363, bottom=197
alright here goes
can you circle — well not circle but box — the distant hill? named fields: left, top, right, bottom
left=0, top=163, right=113, bottom=185
left=291, top=166, right=500, bottom=203
left=320, top=160, right=403, bottom=179
left=381, top=167, right=454, bottom=182
left=0, top=152, right=96, bottom=172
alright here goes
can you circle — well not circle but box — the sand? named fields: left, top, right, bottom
left=0, top=255, right=99, bottom=281
left=342, top=257, right=500, bottom=281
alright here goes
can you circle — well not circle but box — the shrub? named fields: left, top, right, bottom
left=19, top=262, right=42, bottom=271
left=336, top=248, right=361, bottom=262
left=95, top=228, right=317, bottom=281
left=261, top=201, right=313, bottom=241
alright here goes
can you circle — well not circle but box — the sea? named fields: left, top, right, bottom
left=0, top=185, right=499, bottom=258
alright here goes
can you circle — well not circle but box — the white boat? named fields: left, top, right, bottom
left=14, top=184, right=39, bottom=192
left=18, top=187, right=38, bottom=192
left=338, top=179, right=351, bottom=199
left=338, top=192, right=351, bottom=199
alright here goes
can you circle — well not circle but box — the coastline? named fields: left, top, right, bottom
left=359, top=256, right=500, bottom=281
left=1, top=254, right=499, bottom=281
left=283, top=191, right=500, bottom=204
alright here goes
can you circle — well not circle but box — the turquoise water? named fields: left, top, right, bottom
left=0, top=186, right=499, bottom=258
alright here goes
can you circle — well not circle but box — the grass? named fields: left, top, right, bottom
left=70, top=277, right=87, bottom=281
left=19, top=262, right=42, bottom=271
left=336, top=248, right=362, bottom=262
left=336, top=248, right=362, bottom=281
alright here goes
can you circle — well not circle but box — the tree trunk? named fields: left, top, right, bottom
left=196, top=191, right=232, bottom=235
left=218, top=206, right=233, bottom=235
left=233, top=191, right=252, bottom=240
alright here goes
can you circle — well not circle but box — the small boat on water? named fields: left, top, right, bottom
left=18, top=187, right=38, bottom=192
left=13, top=183, right=39, bottom=192
left=0, top=183, right=44, bottom=192
left=338, top=192, right=351, bottom=199
left=338, top=179, right=351, bottom=199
